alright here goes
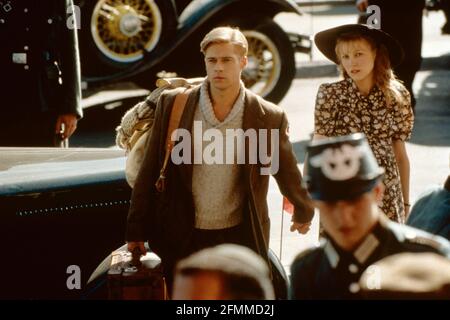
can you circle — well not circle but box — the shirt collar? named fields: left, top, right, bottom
left=199, top=80, right=245, bottom=127
left=324, top=240, right=340, bottom=268
left=324, top=221, right=385, bottom=268
left=345, top=77, right=380, bottom=101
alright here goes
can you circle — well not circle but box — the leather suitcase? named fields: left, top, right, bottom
left=107, top=247, right=168, bottom=300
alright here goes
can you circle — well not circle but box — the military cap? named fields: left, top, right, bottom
left=305, top=133, right=384, bottom=201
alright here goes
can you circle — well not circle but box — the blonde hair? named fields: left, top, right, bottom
left=335, top=33, right=407, bottom=107
left=200, top=26, right=248, bottom=56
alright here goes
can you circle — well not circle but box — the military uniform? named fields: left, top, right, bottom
left=0, top=0, right=82, bottom=146
left=290, top=216, right=450, bottom=299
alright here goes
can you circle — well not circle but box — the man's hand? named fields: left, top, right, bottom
left=290, top=221, right=312, bottom=234
left=127, top=241, right=146, bottom=255
left=55, top=114, right=78, bottom=139
left=356, top=0, right=369, bottom=12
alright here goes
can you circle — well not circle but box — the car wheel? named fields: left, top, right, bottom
left=241, top=19, right=296, bottom=104
left=78, top=0, right=177, bottom=77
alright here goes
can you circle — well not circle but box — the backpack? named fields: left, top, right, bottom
left=115, top=77, right=204, bottom=187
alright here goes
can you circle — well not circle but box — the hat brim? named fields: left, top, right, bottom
left=308, top=176, right=383, bottom=202
left=314, top=24, right=404, bottom=68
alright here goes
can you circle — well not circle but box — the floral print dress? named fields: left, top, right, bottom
left=314, top=78, right=414, bottom=223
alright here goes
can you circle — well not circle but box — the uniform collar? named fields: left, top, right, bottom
left=324, top=220, right=385, bottom=268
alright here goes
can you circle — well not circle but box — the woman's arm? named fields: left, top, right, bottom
left=393, top=139, right=411, bottom=217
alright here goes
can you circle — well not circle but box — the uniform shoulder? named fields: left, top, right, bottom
left=388, top=221, right=450, bottom=257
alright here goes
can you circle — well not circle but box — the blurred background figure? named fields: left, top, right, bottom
left=356, top=0, right=426, bottom=110
left=426, top=0, right=450, bottom=34
left=407, top=174, right=450, bottom=240
left=0, top=0, right=82, bottom=147
left=172, top=244, right=275, bottom=300
left=359, top=252, right=450, bottom=299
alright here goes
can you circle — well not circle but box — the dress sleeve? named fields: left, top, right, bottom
left=391, top=87, right=414, bottom=141
left=314, top=83, right=335, bottom=137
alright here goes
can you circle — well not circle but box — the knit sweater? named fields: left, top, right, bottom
left=191, top=81, right=246, bottom=229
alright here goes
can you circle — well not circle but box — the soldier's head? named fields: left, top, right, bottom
left=172, top=244, right=274, bottom=300
left=200, top=27, right=248, bottom=92
left=305, top=133, right=385, bottom=250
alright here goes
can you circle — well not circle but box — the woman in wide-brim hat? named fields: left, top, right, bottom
left=310, top=24, right=414, bottom=223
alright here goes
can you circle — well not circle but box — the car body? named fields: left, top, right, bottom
left=0, top=147, right=288, bottom=299
left=0, top=147, right=129, bottom=299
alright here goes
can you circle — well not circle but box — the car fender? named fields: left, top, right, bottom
left=178, top=0, right=302, bottom=32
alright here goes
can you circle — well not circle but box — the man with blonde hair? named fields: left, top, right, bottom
left=200, top=26, right=249, bottom=55
left=126, top=26, right=313, bottom=290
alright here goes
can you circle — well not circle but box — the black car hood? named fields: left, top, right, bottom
left=0, top=148, right=127, bottom=195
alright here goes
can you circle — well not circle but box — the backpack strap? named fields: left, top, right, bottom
left=155, top=88, right=191, bottom=192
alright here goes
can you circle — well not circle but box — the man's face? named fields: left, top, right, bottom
left=314, top=183, right=383, bottom=251
left=204, top=42, right=247, bottom=91
left=172, top=271, right=226, bottom=300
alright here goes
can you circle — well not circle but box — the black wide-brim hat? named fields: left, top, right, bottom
left=314, top=24, right=405, bottom=67
left=305, top=133, right=384, bottom=202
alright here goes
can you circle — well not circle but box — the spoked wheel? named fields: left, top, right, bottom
left=78, top=0, right=177, bottom=76
left=241, top=19, right=296, bottom=104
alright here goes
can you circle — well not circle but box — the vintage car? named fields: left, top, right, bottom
left=0, top=147, right=288, bottom=299
left=76, top=0, right=311, bottom=104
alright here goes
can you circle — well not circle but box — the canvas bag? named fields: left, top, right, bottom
left=115, top=77, right=203, bottom=187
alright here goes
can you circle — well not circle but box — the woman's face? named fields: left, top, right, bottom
left=337, top=38, right=376, bottom=86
